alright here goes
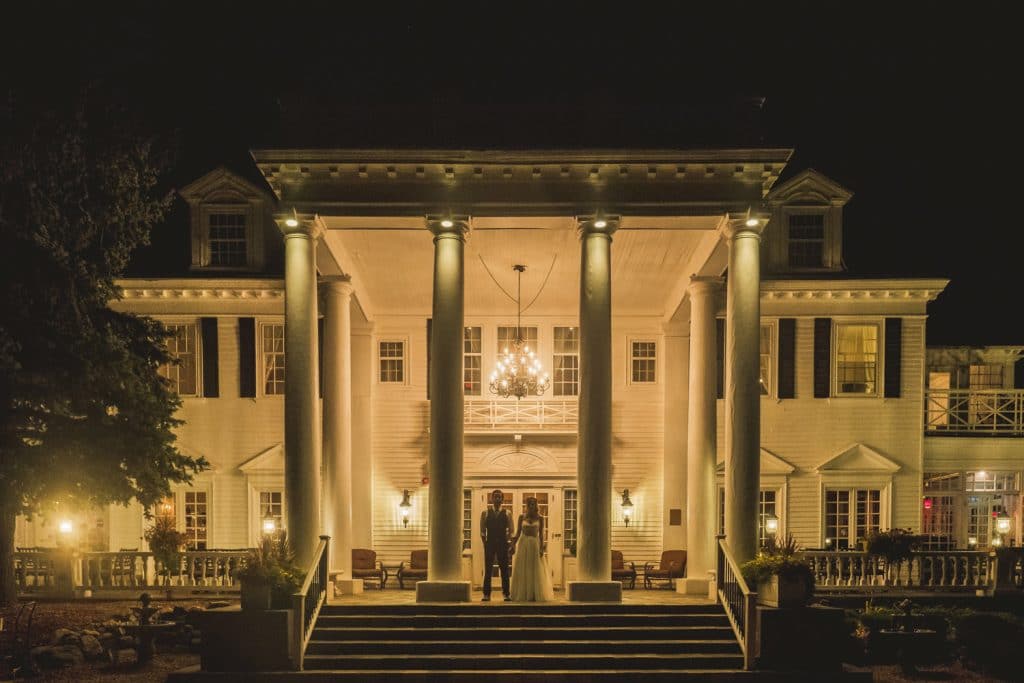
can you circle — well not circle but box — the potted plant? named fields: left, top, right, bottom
left=267, top=533, right=303, bottom=609
left=742, top=534, right=815, bottom=608
left=865, top=528, right=919, bottom=584
left=144, top=515, right=187, bottom=588
left=237, top=537, right=275, bottom=610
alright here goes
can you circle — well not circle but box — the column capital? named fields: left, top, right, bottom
left=720, top=213, right=769, bottom=241
left=425, top=215, right=470, bottom=238
left=277, top=213, right=325, bottom=240
left=576, top=214, right=620, bottom=238
left=321, top=275, right=354, bottom=298
left=688, top=275, right=725, bottom=298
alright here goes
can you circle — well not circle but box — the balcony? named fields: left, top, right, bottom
left=924, top=389, right=1024, bottom=436
left=464, top=399, right=578, bottom=434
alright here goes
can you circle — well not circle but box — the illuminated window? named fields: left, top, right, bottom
left=462, top=489, right=472, bottom=551
left=563, top=489, right=578, bottom=556
left=788, top=213, right=825, bottom=267
left=553, top=327, right=580, bottom=397
left=497, top=326, right=538, bottom=355
left=464, top=328, right=481, bottom=395
left=824, top=488, right=880, bottom=549
left=259, top=491, right=284, bottom=533
left=835, top=323, right=878, bottom=395
left=261, top=323, right=285, bottom=395
left=379, top=341, right=405, bottom=383
left=718, top=488, right=778, bottom=545
left=759, top=324, right=773, bottom=396
left=183, top=491, right=208, bottom=550
left=158, top=323, right=198, bottom=396
left=208, top=212, right=247, bottom=267
left=969, top=364, right=1004, bottom=389
left=631, top=341, right=657, bottom=383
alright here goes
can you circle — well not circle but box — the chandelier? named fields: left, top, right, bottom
left=489, top=265, right=550, bottom=399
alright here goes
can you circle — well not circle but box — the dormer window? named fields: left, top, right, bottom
left=208, top=212, right=248, bottom=267
left=787, top=213, right=825, bottom=268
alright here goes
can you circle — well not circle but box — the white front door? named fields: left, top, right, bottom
left=471, top=487, right=564, bottom=589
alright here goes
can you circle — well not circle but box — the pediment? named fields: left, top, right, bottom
left=179, top=167, right=271, bottom=204
left=474, top=445, right=559, bottom=475
left=239, top=443, right=283, bottom=472
left=716, top=448, right=797, bottom=475
left=766, top=168, right=853, bottom=206
left=816, top=443, right=901, bottom=474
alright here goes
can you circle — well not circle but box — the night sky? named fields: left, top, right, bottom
left=6, top=4, right=1020, bottom=346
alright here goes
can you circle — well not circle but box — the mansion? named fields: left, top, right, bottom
left=15, top=148, right=1023, bottom=594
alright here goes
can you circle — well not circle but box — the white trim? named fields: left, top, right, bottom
left=377, top=336, right=409, bottom=385
left=627, top=337, right=659, bottom=385
left=818, top=480, right=893, bottom=549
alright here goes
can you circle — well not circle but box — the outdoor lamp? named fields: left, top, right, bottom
left=991, top=535, right=1004, bottom=547
left=968, top=536, right=978, bottom=548
left=58, top=519, right=73, bottom=535
left=765, top=514, right=780, bottom=536
left=262, top=516, right=277, bottom=535
left=620, top=489, right=634, bottom=527
left=399, top=489, right=412, bottom=528
left=996, top=512, right=1012, bottom=535
left=824, top=537, right=833, bottom=548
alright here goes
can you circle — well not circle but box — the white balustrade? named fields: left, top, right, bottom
left=464, top=399, right=578, bottom=430
left=925, top=389, right=1024, bottom=435
left=800, top=550, right=996, bottom=591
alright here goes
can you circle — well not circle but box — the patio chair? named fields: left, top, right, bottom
left=611, top=550, right=637, bottom=589
left=351, top=548, right=386, bottom=589
left=397, top=550, right=428, bottom=589
left=643, top=550, right=687, bottom=589
left=0, top=601, right=37, bottom=678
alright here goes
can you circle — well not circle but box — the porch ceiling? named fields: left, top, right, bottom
left=320, top=215, right=724, bottom=318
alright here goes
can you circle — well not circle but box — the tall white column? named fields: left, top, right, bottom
left=722, top=216, right=766, bottom=564
left=662, top=322, right=689, bottom=553
left=569, top=216, right=622, bottom=602
left=322, top=276, right=353, bottom=584
left=417, top=217, right=471, bottom=602
left=682, top=276, right=723, bottom=593
left=350, top=324, right=374, bottom=549
left=279, top=216, right=323, bottom=567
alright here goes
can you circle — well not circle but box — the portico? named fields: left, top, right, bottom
left=261, top=149, right=787, bottom=602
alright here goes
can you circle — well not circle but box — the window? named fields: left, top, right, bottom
left=379, top=341, right=405, bottom=383
left=463, top=327, right=481, bottom=395
left=835, top=323, right=879, bottom=395
left=824, top=488, right=880, bottom=549
left=158, top=323, right=198, bottom=396
left=261, top=323, right=285, bottom=395
left=183, top=491, right=208, bottom=550
left=921, top=495, right=955, bottom=550
left=969, top=364, right=1004, bottom=389
left=208, top=212, right=248, bottom=267
left=788, top=213, right=825, bottom=268
left=259, top=491, right=284, bottom=533
left=462, top=489, right=472, bottom=551
left=968, top=365, right=1005, bottom=426
left=497, top=326, right=538, bottom=354
left=553, top=327, right=580, bottom=396
left=563, top=489, right=578, bottom=556
left=631, top=340, right=657, bottom=383
left=717, top=488, right=779, bottom=546
left=759, top=324, right=773, bottom=396
left=966, top=471, right=1018, bottom=492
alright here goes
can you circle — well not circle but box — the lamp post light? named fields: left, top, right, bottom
left=262, top=516, right=277, bottom=536
left=399, top=489, right=412, bottom=528
left=764, top=514, right=780, bottom=537
left=995, top=512, right=1011, bottom=535
left=620, top=489, right=634, bottom=527
left=968, top=536, right=978, bottom=549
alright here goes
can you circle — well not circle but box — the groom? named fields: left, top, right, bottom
left=479, top=489, right=514, bottom=601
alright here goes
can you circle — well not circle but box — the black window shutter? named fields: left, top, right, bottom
left=884, top=318, right=902, bottom=398
left=238, top=318, right=256, bottom=398
left=200, top=317, right=219, bottom=398
left=778, top=318, right=796, bottom=399
left=813, top=318, right=831, bottom=398
left=426, top=318, right=432, bottom=400
left=715, top=318, right=725, bottom=399
left=318, top=317, right=324, bottom=398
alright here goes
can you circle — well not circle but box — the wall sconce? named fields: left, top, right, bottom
left=399, top=489, right=412, bottom=528
left=262, top=516, right=277, bottom=535
left=824, top=537, right=833, bottom=548
left=923, top=497, right=933, bottom=510
left=991, top=535, right=1004, bottom=547
left=764, top=514, right=779, bottom=537
left=58, top=520, right=73, bottom=535
left=968, top=536, right=978, bottom=548
left=620, top=489, right=634, bottom=527
left=995, top=512, right=1012, bottom=535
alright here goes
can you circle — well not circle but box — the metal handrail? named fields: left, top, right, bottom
left=716, top=536, right=756, bottom=670
left=291, top=535, right=330, bottom=671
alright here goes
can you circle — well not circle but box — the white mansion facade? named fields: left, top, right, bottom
left=15, top=149, right=1023, bottom=591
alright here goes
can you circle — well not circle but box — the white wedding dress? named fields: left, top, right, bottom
left=510, top=517, right=554, bottom=602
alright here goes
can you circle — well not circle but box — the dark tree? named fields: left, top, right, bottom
left=0, top=89, right=207, bottom=604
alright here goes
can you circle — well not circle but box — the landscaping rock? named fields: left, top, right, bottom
left=81, top=634, right=104, bottom=660
left=82, top=629, right=101, bottom=637
left=207, top=600, right=230, bottom=609
left=52, top=628, right=81, bottom=646
left=119, top=635, right=136, bottom=649
left=32, top=644, right=84, bottom=669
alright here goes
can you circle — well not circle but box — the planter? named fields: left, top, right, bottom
left=757, top=574, right=809, bottom=608
left=240, top=579, right=272, bottom=610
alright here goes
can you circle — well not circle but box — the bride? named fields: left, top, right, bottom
left=509, top=497, right=555, bottom=601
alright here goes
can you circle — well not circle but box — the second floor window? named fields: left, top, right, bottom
left=553, top=327, right=579, bottom=396
left=788, top=213, right=825, bottom=268
left=759, top=324, right=773, bottom=396
left=208, top=212, right=248, bottom=267
left=497, top=326, right=538, bottom=355
left=969, top=364, right=1004, bottom=389
left=835, top=323, right=878, bottom=395
left=464, top=327, right=481, bottom=395
left=262, top=323, right=285, bottom=395
left=158, top=323, right=198, bottom=396
left=379, top=341, right=405, bottom=383
left=631, top=341, right=657, bottom=383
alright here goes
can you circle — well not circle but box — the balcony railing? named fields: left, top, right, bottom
left=800, top=550, right=999, bottom=592
left=924, top=389, right=1024, bottom=436
left=464, top=399, right=578, bottom=431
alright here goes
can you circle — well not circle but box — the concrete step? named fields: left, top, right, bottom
left=310, top=624, right=737, bottom=641
left=302, top=652, right=746, bottom=671
left=305, top=638, right=742, bottom=656
left=320, top=602, right=721, bottom=616
left=314, top=613, right=730, bottom=628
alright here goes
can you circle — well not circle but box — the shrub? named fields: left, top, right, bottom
left=740, top=554, right=815, bottom=595
left=144, top=515, right=188, bottom=579
left=237, top=533, right=304, bottom=608
left=863, top=528, right=920, bottom=562
left=953, top=612, right=1024, bottom=678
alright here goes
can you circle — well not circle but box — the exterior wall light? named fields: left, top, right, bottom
left=995, top=512, right=1012, bottom=535
left=440, top=219, right=454, bottom=228
left=968, top=536, right=978, bottom=548
left=262, top=517, right=277, bottom=535
left=923, top=497, right=933, bottom=510
left=745, top=217, right=760, bottom=228
left=824, top=537, right=833, bottom=548
left=399, top=489, right=412, bottom=528
left=594, top=219, right=608, bottom=229
left=285, top=218, right=299, bottom=228
left=991, top=535, right=1004, bottom=547
left=764, top=514, right=780, bottom=536
left=620, top=489, right=634, bottom=527
left=58, top=520, right=73, bottom=535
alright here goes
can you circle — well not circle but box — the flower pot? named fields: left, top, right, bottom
left=240, top=580, right=272, bottom=610
left=757, top=574, right=809, bottom=608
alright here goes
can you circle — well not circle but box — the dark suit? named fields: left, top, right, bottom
left=482, top=508, right=511, bottom=598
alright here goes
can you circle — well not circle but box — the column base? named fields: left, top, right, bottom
left=566, top=581, right=622, bottom=602
left=333, top=579, right=364, bottom=596
left=415, top=581, right=472, bottom=602
left=676, top=577, right=710, bottom=596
